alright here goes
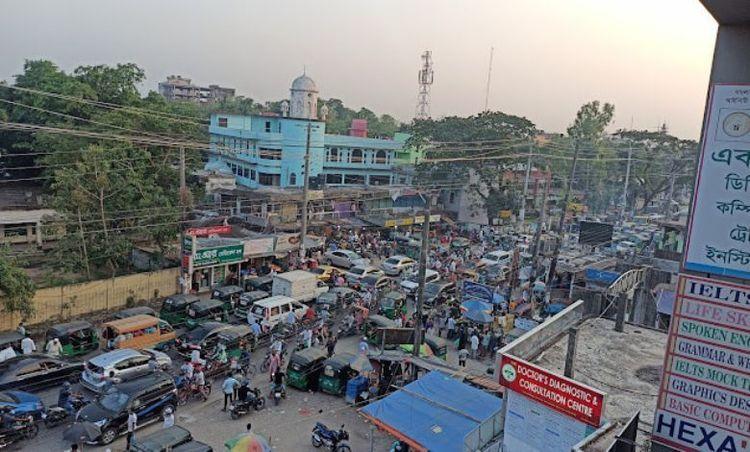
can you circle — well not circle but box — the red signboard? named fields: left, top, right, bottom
left=499, top=354, right=606, bottom=427
left=186, top=225, right=232, bottom=237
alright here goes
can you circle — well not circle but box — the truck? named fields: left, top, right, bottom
left=272, top=270, right=329, bottom=303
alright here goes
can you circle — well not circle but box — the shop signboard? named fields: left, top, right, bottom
left=499, top=354, right=606, bottom=428
left=683, top=84, right=750, bottom=280
left=192, top=244, right=244, bottom=268
left=651, top=274, right=750, bottom=451
left=186, top=225, right=232, bottom=237
left=182, top=235, right=194, bottom=255
left=243, top=237, right=276, bottom=257
left=275, top=234, right=300, bottom=253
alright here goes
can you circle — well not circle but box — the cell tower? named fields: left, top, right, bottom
left=415, top=51, right=434, bottom=120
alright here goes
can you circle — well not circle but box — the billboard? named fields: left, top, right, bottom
left=683, top=84, right=750, bottom=280
left=192, top=244, right=244, bottom=268
left=499, top=354, right=606, bottom=428
left=578, top=221, right=614, bottom=247
left=651, top=274, right=750, bottom=451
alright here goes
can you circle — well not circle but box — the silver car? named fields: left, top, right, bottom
left=81, top=348, right=171, bottom=393
left=380, top=255, right=416, bottom=276
left=323, top=249, right=369, bottom=269
left=345, top=265, right=385, bottom=284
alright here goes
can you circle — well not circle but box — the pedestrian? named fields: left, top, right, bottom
left=482, top=331, right=491, bottom=358
left=222, top=374, right=239, bottom=411
left=326, top=336, right=337, bottom=358
left=302, top=328, right=313, bottom=349
left=470, top=333, right=479, bottom=359
left=16, top=322, right=25, bottom=337
left=21, top=335, right=36, bottom=355
left=394, top=316, right=403, bottom=328
left=162, top=407, right=174, bottom=429
left=45, top=337, right=62, bottom=357
left=458, top=348, right=469, bottom=367
left=447, top=316, right=456, bottom=340
left=126, top=409, right=137, bottom=449
left=358, top=337, right=369, bottom=354
left=268, top=350, right=281, bottom=382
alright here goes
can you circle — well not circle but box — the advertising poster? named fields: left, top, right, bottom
left=651, top=274, right=750, bottom=452
left=684, top=84, right=750, bottom=280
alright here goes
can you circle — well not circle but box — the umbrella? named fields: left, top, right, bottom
left=63, top=421, right=101, bottom=443
left=463, top=309, right=493, bottom=324
left=349, top=353, right=374, bottom=373
left=460, top=299, right=492, bottom=312
left=492, top=293, right=507, bottom=305
left=225, top=432, right=272, bottom=452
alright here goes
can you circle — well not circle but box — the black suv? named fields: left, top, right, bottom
left=77, top=371, right=177, bottom=445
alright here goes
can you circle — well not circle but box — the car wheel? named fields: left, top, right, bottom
left=100, top=427, right=117, bottom=445
left=24, top=422, right=39, bottom=439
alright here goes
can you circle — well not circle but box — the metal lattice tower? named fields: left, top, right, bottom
left=415, top=51, right=434, bottom=120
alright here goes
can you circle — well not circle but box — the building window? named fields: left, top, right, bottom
left=344, top=174, right=365, bottom=185
left=369, top=175, right=390, bottom=186
left=265, top=121, right=271, bottom=133
left=258, top=173, right=280, bottom=186
left=351, top=149, right=363, bottom=164
left=243, top=168, right=249, bottom=178
left=251, top=170, right=256, bottom=180
left=327, top=148, right=338, bottom=162
left=375, top=150, right=387, bottom=164
left=289, top=173, right=297, bottom=185
left=218, top=117, right=228, bottom=127
left=325, top=174, right=343, bottom=184
left=259, top=148, right=282, bottom=160
left=449, top=192, right=456, bottom=203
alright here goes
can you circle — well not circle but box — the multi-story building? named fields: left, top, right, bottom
left=206, top=74, right=411, bottom=189
left=158, top=75, right=235, bottom=103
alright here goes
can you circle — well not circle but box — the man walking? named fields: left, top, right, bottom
left=222, top=374, right=239, bottom=411
left=126, top=409, right=137, bottom=449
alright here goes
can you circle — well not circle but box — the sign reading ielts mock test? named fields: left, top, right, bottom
left=684, top=84, right=750, bottom=280
left=499, top=354, right=606, bottom=427
left=652, top=274, right=750, bottom=452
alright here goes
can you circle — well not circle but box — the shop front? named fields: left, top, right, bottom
left=186, top=240, right=245, bottom=293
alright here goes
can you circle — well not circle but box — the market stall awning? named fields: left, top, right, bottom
left=360, top=371, right=502, bottom=452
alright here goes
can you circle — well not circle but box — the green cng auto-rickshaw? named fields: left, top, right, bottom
left=318, top=353, right=356, bottom=395
left=159, top=294, right=201, bottom=327
left=286, top=348, right=327, bottom=391
left=45, top=321, right=99, bottom=357
left=211, top=285, right=244, bottom=310
left=214, top=324, right=254, bottom=358
left=363, top=315, right=397, bottom=344
left=113, top=306, right=158, bottom=320
left=424, top=334, right=448, bottom=360
left=0, top=332, right=23, bottom=355
left=378, top=291, right=407, bottom=320
left=185, top=299, right=231, bottom=330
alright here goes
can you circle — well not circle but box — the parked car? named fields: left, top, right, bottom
left=423, top=281, right=457, bottom=307
left=307, top=265, right=336, bottom=282
left=78, top=371, right=177, bottom=445
left=400, top=269, right=439, bottom=295
left=345, top=266, right=384, bottom=284
left=0, top=355, right=83, bottom=392
left=356, top=275, right=391, bottom=291
left=130, top=425, right=194, bottom=452
left=0, top=390, right=45, bottom=419
left=175, top=322, right=233, bottom=357
left=81, top=348, right=171, bottom=393
left=322, top=250, right=368, bottom=269
left=380, top=255, right=416, bottom=276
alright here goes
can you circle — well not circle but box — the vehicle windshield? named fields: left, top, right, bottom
left=350, top=268, right=365, bottom=275
left=384, top=258, right=400, bottom=265
left=184, top=325, right=211, bottom=342
left=99, top=391, right=130, bottom=412
left=251, top=305, right=265, bottom=316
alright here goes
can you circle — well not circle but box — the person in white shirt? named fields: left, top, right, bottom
left=470, top=334, right=480, bottom=359
left=394, top=317, right=403, bottom=328
left=126, top=410, right=138, bottom=449
left=21, top=336, right=36, bottom=355
left=302, top=329, right=312, bottom=349
left=45, top=338, right=62, bottom=357
left=162, top=407, right=174, bottom=429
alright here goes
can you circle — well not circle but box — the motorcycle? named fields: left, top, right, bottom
left=311, top=422, right=350, bottom=451
left=43, top=394, right=89, bottom=428
left=0, top=416, right=39, bottom=448
left=229, top=388, right=266, bottom=420
left=270, top=382, right=286, bottom=406
left=177, top=382, right=212, bottom=405
left=259, top=348, right=286, bottom=373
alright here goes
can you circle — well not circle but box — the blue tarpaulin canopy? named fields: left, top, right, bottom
left=460, top=299, right=493, bottom=312
left=360, top=371, right=502, bottom=451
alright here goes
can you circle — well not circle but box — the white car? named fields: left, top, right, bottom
left=323, top=249, right=369, bottom=269
left=400, top=269, right=440, bottom=295
left=480, top=250, right=512, bottom=267
left=380, top=255, right=416, bottom=276
left=345, top=266, right=385, bottom=284
left=81, top=348, right=171, bottom=393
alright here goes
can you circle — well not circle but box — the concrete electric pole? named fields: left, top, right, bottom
left=300, top=118, right=312, bottom=259
left=546, top=141, right=580, bottom=286
left=411, top=193, right=432, bottom=379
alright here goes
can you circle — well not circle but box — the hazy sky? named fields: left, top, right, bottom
left=1, top=0, right=717, bottom=139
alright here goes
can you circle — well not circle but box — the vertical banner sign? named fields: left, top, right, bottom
left=651, top=274, right=750, bottom=452
left=684, top=84, right=750, bottom=280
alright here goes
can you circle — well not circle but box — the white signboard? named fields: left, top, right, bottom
left=684, top=84, right=750, bottom=280
left=503, top=390, right=593, bottom=452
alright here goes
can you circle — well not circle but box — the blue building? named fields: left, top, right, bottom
left=207, top=74, right=411, bottom=189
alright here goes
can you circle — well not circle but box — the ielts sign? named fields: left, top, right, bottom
left=499, top=354, right=606, bottom=427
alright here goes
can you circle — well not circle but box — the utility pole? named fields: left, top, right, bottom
left=531, top=169, right=549, bottom=279
left=546, top=141, right=580, bottom=286
left=664, top=171, right=676, bottom=220
left=518, top=145, right=533, bottom=228
left=300, top=120, right=312, bottom=259
left=412, top=194, right=431, bottom=379
left=620, top=141, right=632, bottom=223
left=484, top=47, right=494, bottom=112
left=179, top=146, right=188, bottom=294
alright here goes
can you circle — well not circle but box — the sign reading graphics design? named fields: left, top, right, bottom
left=684, top=84, right=750, bottom=280
left=652, top=274, right=750, bottom=452
left=499, top=354, right=606, bottom=427
left=192, top=244, right=244, bottom=268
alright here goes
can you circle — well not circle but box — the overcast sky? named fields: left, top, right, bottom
left=1, top=0, right=717, bottom=139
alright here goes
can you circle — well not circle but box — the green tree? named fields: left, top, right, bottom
left=0, top=247, right=36, bottom=317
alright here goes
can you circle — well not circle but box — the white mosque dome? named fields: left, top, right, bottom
left=291, top=74, right=318, bottom=92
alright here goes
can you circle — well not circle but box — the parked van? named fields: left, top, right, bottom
left=100, top=315, right=176, bottom=351
left=248, top=295, right=307, bottom=328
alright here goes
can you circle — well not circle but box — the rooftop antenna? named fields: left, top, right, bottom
left=484, top=46, right=494, bottom=112
left=415, top=51, right=434, bottom=120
